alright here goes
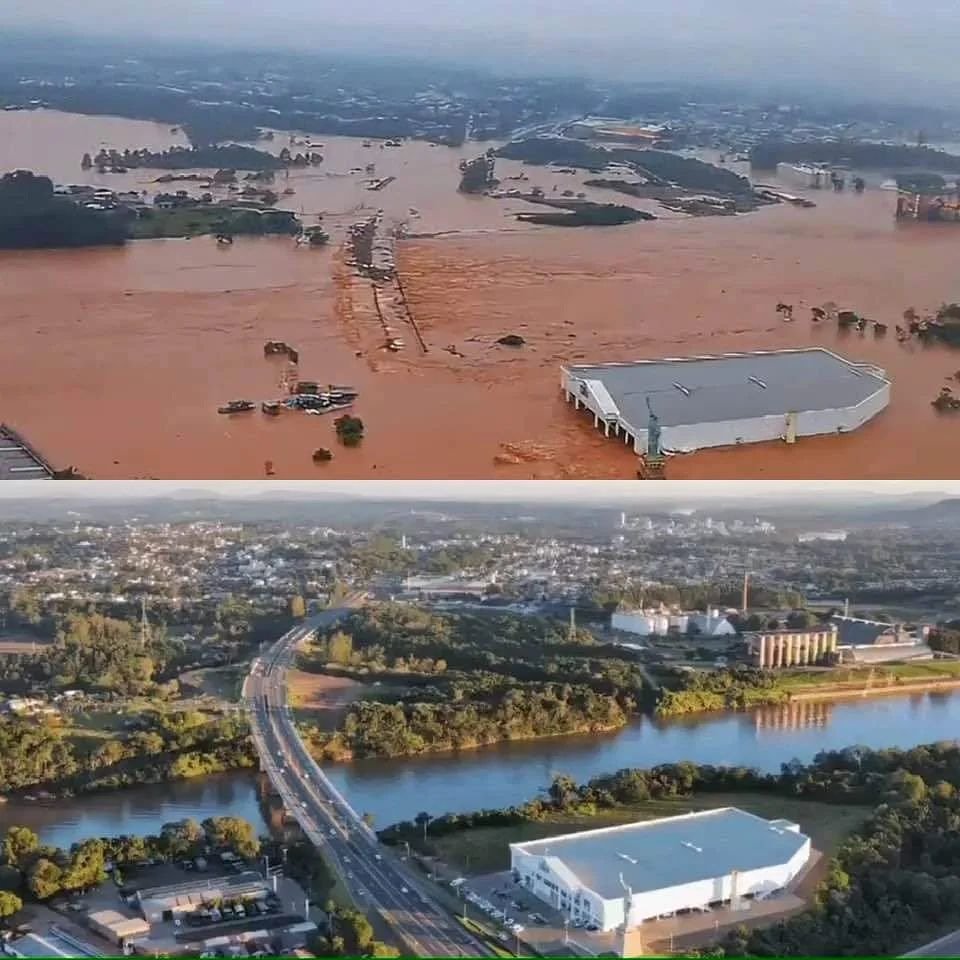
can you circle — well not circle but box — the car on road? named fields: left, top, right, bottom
left=374, top=854, right=382, bottom=861
left=400, top=886, right=409, bottom=894
left=586, top=923, right=600, bottom=932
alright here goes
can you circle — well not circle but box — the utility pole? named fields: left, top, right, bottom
left=568, top=607, right=576, bottom=642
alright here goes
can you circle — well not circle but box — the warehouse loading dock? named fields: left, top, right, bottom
left=561, top=347, right=890, bottom=457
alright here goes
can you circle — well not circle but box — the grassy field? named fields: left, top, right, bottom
left=779, top=661, right=960, bottom=691
left=427, top=793, right=869, bottom=876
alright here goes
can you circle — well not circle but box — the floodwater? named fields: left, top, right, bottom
left=2, top=109, right=959, bottom=478
left=2, top=690, right=958, bottom=846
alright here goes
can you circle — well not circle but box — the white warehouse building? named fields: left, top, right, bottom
left=509, top=808, right=810, bottom=933
left=561, top=348, right=890, bottom=456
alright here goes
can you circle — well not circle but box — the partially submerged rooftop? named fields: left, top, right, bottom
left=511, top=807, right=809, bottom=900
left=563, top=348, right=888, bottom=433
left=0, top=424, right=53, bottom=479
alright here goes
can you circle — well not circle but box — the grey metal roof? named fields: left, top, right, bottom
left=513, top=807, right=808, bottom=900
left=0, top=425, right=53, bottom=479
left=565, top=349, right=888, bottom=430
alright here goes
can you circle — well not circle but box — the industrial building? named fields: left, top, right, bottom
left=135, top=873, right=269, bottom=923
left=775, top=163, right=834, bottom=189
left=748, top=615, right=932, bottom=668
left=561, top=348, right=890, bottom=457
left=2, top=927, right=102, bottom=958
left=86, top=910, right=150, bottom=948
left=747, top=624, right=839, bottom=668
left=509, top=808, right=810, bottom=933
left=611, top=608, right=735, bottom=638
left=830, top=615, right=932, bottom=664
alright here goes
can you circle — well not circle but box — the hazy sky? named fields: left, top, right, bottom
left=7, top=0, right=960, bottom=103
left=0, top=481, right=957, bottom=502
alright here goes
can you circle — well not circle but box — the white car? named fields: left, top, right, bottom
left=374, top=854, right=383, bottom=861
left=400, top=886, right=409, bottom=894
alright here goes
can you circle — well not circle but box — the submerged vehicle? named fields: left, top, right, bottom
left=217, top=400, right=255, bottom=414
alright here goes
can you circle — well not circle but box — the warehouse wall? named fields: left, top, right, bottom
left=631, top=385, right=890, bottom=454
left=625, top=839, right=811, bottom=925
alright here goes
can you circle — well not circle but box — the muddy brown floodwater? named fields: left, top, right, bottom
left=1, top=110, right=959, bottom=478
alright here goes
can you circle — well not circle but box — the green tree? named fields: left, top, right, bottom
left=290, top=595, right=307, bottom=619
left=160, top=819, right=205, bottom=859
left=61, top=839, right=107, bottom=892
left=0, top=890, right=22, bottom=922
left=201, top=817, right=260, bottom=859
left=334, top=415, right=364, bottom=447
left=2, top=826, right=39, bottom=869
left=27, top=858, right=62, bottom=900
left=327, top=631, right=354, bottom=665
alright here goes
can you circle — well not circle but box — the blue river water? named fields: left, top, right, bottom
left=3, top=689, right=956, bottom=847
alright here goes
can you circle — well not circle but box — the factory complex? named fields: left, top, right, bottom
left=509, top=808, right=811, bottom=933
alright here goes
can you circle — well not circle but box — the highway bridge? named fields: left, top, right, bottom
left=243, top=608, right=490, bottom=958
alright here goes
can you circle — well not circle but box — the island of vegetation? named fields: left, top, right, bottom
left=0, top=169, right=305, bottom=247
left=750, top=139, right=960, bottom=172
left=296, top=605, right=646, bottom=760
left=496, top=137, right=757, bottom=200
left=0, top=171, right=127, bottom=249
left=380, top=740, right=960, bottom=957
left=515, top=198, right=654, bottom=227
left=85, top=144, right=285, bottom=173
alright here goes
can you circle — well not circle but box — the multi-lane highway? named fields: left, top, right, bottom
left=244, top=608, right=490, bottom=958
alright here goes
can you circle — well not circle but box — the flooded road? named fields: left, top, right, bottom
left=2, top=110, right=958, bottom=478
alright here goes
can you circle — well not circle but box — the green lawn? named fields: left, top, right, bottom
left=779, top=661, right=960, bottom=691
left=428, top=792, right=869, bottom=875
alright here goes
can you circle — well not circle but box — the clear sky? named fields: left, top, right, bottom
left=6, top=0, right=960, bottom=104
left=0, top=481, right=957, bottom=502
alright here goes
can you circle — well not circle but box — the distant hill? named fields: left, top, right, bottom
left=906, top=498, right=960, bottom=526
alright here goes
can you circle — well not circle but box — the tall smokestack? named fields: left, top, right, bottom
left=569, top=607, right=576, bottom=641
left=742, top=573, right=750, bottom=613
left=843, top=598, right=850, bottom=618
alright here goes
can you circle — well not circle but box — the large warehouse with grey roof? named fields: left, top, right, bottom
left=509, top=808, right=811, bottom=933
left=561, top=348, right=889, bottom=456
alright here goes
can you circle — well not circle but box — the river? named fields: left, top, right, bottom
left=3, top=109, right=960, bottom=480
left=3, top=690, right=958, bottom=848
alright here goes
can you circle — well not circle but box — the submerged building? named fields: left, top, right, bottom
left=509, top=808, right=811, bottom=933
left=561, top=348, right=890, bottom=457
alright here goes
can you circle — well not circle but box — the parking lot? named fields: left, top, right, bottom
left=448, top=870, right=619, bottom=956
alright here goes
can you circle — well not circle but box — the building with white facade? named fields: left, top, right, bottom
left=509, top=808, right=810, bottom=934
left=561, top=348, right=889, bottom=456
left=611, top=608, right=735, bottom=638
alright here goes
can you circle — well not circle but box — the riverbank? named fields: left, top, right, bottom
left=655, top=661, right=960, bottom=717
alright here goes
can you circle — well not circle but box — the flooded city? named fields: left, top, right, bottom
left=2, top=109, right=960, bottom=479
